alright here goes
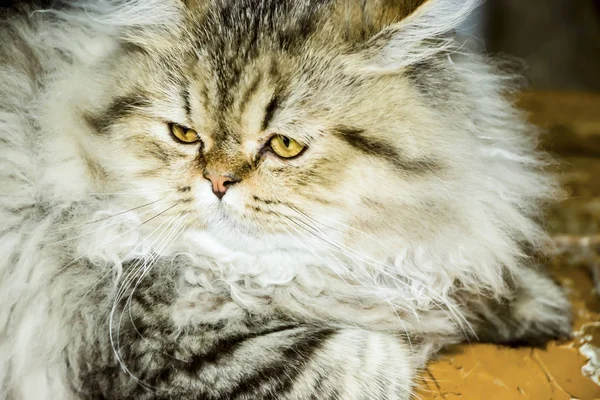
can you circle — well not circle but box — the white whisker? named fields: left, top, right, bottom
left=46, top=199, right=171, bottom=244
left=122, top=217, right=189, bottom=364
left=109, top=204, right=191, bottom=382
left=87, top=188, right=177, bottom=196
left=49, top=197, right=169, bottom=233
left=280, top=217, right=415, bottom=349
left=283, top=209, right=475, bottom=338
left=53, top=203, right=179, bottom=279
left=107, top=205, right=182, bottom=384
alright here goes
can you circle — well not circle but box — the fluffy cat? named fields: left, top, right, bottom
left=0, top=0, right=572, bottom=399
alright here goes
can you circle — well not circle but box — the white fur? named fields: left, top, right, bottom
left=362, top=0, right=481, bottom=71
left=0, top=0, right=559, bottom=398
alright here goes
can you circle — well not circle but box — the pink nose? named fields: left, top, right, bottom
left=203, top=173, right=240, bottom=199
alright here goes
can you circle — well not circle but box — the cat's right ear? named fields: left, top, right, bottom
left=68, top=0, right=183, bottom=29
left=65, top=0, right=189, bottom=51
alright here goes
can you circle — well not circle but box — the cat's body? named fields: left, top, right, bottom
left=0, top=1, right=571, bottom=399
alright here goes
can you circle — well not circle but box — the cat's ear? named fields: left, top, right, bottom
left=330, top=0, right=431, bottom=39
left=68, top=0, right=184, bottom=27
left=63, top=0, right=187, bottom=51
left=335, top=0, right=480, bottom=72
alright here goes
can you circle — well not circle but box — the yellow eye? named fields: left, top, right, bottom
left=170, top=124, right=199, bottom=144
left=269, top=135, right=306, bottom=158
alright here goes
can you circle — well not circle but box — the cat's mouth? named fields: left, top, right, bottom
left=199, top=207, right=296, bottom=253
left=192, top=185, right=291, bottom=242
left=207, top=201, right=259, bottom=236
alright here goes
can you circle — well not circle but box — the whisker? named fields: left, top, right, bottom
left=76, top=212, right=179, bottom=303
left=121, top=219, right=189, bottom=364
left=112, top=211, right=179, bottom=306
left=280, top=218, right=415, bottom=348
left=87, top=188, right=177, bottom=196
left=46, top=199, right=171, bottom=244
left=291, top=205, right=397, bottom=254
left=111, top=218, right=177, bottom=319
left=289, top=207, right=447, bottom=327
left=123, top=217, right=188, bottom=362
left=53, top=203, right=179, bottom=278
left=109, top=214, right=181, bottom=389
left=283, top=210, right=474, bottom=338
left=50, top=197, right=169, bottom=233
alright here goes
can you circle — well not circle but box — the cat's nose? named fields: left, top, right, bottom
left=203, top=172, right=240, bottom=200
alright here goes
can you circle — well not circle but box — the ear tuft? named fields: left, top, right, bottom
left=354, top=0, right=481, bottom=72
left=54, top=0, right=187, bottom=52
left=330, top=0, right=430, bottom=42
left=64, top=0, right=183, bottom=28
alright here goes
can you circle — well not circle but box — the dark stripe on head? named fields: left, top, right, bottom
left=332, top=125, right=438, bottom=172
left=183, top=87, right=192, bottom=119
left=239, top=73, right=263, bottom=116
left=404, top=59, right=458, bottom=104
left=141, top=140, right=180, bottom=164
left=136, top=167, right=163, bottom=178
left=261, top=94, right=279, bottom=131
left=85, top=91, right=152, bottom=135
left=196, top=0, right=326, bottom=112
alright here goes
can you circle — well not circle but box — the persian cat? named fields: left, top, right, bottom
left=0, top=0, right=572, bottom=399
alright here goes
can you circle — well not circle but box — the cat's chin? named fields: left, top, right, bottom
left=181, top=218, right=304, bottom=256
left=187, top=198, right=291, bottom=254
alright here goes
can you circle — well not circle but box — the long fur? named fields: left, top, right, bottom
left=0, top=1, right=571, bottom=399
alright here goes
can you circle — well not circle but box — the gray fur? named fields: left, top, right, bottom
left=0, top=1, right=571, bottom=399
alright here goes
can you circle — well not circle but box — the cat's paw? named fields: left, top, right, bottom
left=507, top=278, right=573, bottom=347
left=472, top=268, right=572, bottom=347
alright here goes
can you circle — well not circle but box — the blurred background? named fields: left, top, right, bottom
left=4, top=0, right=598, bottom=89
left=461, top=0, right=600, bottom=90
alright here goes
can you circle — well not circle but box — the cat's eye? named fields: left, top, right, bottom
left=170, top=123, right=200, bottom=144
left=269, top=135, right=306, bottom=159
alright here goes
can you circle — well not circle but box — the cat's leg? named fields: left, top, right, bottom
left=70, top=264, right=418, bottom=399
left=75, top=323, right=417, bottom=399
left=465, top=268, right=572, bottom=346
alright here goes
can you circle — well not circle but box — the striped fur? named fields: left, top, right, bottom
left=0, top=1, right=571, bottom=399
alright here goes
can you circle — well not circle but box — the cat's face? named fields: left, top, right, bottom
left=77, top=0, right=474, bottom=255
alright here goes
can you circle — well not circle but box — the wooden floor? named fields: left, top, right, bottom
left=418, top=92, right=600, bottom=400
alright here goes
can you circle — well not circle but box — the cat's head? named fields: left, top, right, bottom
left=51, top=0, right=553, bottom=289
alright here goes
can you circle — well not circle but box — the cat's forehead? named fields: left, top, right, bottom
left=196, top=0, right=328, bottom=57
left=189, top=57, right=286, bottom=145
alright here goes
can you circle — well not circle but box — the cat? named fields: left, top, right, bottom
left=0, top=0, right=572, bottom=399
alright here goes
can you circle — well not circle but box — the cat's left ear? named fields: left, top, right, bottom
left=329, top=0, right=431, bottom=36
left=337, top=0, right=480, bottom=72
